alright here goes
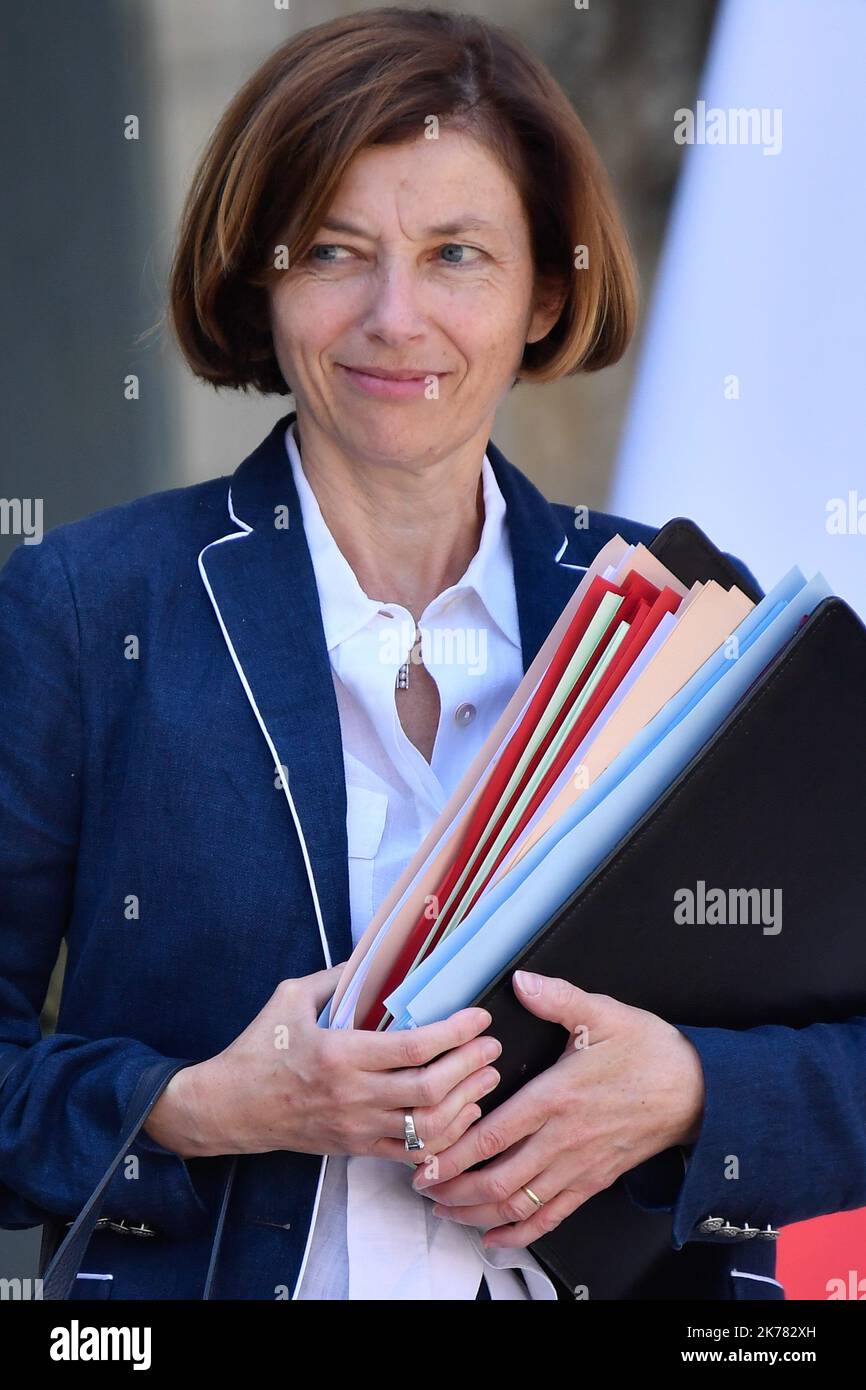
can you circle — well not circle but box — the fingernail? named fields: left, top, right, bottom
left=515, top=970, right=542, bottom=995
left=482, top=1039, right=501, bottom=1062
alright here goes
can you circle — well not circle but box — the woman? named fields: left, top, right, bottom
left=1, top=8, right=862, bottom=1302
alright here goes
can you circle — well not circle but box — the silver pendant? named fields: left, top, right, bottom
left=396, top=625, right=422, bottom=690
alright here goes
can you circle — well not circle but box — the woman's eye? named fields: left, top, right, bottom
left=439, top=243, right=483, bottom=266
left=308, top=244, right=347, bottom=263
left=305, top=242, right=483, bottom=267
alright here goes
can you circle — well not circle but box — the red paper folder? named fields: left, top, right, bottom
left=360, top=572, right=680, bottom=1029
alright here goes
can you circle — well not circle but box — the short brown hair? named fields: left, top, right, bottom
left=169, top=6, right=638, bottom=396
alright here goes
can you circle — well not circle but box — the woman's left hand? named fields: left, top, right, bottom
left=411, top=970, right=706, bottom=1248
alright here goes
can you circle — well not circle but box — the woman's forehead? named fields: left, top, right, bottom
left=321, top=134, right=524, bottom=226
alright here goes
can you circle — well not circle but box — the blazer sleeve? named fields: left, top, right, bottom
left=0, top=535, right=214, bottom=1238
left=622, top=1017, right=866, bottom=1249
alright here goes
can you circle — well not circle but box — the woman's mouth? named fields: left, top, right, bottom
left=336, top=363, right=446, bottom=399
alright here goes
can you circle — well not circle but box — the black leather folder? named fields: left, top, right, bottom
left=470, top=518, right=866, bottom=1298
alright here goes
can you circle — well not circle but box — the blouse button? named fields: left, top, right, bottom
left=454, top=702, right=477, bottom=728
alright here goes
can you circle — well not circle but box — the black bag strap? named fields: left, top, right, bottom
left=202, top=1155, right=238, bottom=1300
left=41, top=1059, right=189, bottom=1300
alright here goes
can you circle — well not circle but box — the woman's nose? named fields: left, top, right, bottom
left=359, top=260, right=428, bottom=341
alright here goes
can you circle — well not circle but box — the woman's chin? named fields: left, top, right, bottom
left=333, top=419, right=449, bottom=469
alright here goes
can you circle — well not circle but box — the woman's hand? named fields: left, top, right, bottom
left=410, top=970, right=705, bottom=1248
left=143, top=963, right=502, bottom=1162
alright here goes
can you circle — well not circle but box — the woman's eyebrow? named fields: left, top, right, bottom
left=318, top=214, right=501, bottom=238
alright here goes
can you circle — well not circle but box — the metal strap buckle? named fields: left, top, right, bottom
left=64, top=1216, right=157, bottom=1237
left=697, top=1215, right=779, bottom=1240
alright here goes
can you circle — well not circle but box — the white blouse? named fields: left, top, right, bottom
left=286, top=421, right=557, bottom=1300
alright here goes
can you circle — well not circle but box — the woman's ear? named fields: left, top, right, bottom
left=526, top=274, right=568, bottom=345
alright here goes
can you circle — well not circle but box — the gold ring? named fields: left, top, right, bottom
left=522, top=1184, right=544, bottom=1210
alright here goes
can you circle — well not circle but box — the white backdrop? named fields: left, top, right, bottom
left=612, top=0, right=866, bottom=616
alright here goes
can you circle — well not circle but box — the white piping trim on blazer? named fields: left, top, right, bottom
left=198, top=483, right=334, bottom=1301
left=554, top=535, right=588, bottom=572
left=196, top=486, right=332, bottom=972
left=730, top=1270, right=785, bottom=1290
left=292, top=1154, right=331, bottom=1300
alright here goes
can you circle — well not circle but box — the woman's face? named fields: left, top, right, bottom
left=267, top=127, right=561, bottom=469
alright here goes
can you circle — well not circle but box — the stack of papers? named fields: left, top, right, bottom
left=321, top=534, right=830, bottom=1034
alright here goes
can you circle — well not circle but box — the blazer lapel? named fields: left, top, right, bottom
left=485, top=438, right=586, bottom=674
left=198, top=413, right=352, bottom=969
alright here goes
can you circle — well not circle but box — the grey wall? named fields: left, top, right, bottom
left=0, top=0, right=176, bottom=570
left=1, top=0, right=173, bottom=1280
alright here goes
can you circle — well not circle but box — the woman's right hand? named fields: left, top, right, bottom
left=143, top=963, right=502, bottom=1164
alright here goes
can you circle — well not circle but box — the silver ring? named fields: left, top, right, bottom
left=403, top=1112, right=424, bottom=1152
left=522, top=1185, right=544, bottom=1210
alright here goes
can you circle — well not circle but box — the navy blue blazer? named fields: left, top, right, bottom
left=1, top=410, right=864, bottom=1301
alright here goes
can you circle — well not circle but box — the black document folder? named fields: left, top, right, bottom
left=470, top=519, right=866, bottom=1298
